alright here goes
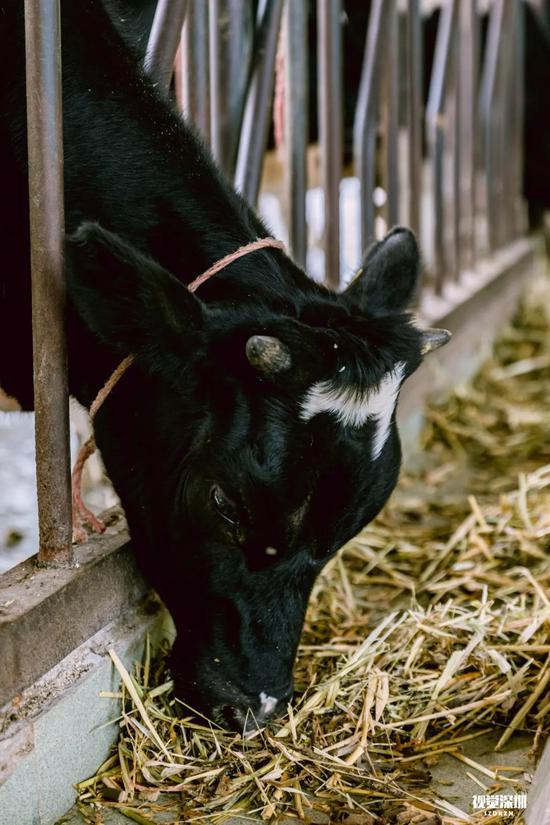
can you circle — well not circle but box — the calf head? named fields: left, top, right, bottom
left=68, top=223, right=449, bottom=731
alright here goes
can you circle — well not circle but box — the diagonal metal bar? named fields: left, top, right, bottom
left=144, top=0, right=188, bottom=95
left=234, top=0, right=284, bottom=205
left=209, top=0, right=255, bottom=178
left=178, top=1, right=211, bottom=142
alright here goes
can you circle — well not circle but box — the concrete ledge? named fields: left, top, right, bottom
left=0, top=597, right=172, bottom=825
left=0, top=509, right=145, bottom=708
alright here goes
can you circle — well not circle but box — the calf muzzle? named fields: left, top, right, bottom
left=218, top=685, right=294, bottom=734
left=172, top=664, right=294, bottom=733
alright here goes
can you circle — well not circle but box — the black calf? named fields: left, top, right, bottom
left=0, top=0, right=449, bottom=730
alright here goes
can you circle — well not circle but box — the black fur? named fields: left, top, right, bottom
left=1, top=0, right=428, bottom=728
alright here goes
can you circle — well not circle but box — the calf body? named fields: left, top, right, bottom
left=0, top=0, right=448, bottom=729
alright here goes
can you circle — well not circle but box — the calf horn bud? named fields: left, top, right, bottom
left=420, top=328, right=452, bottom=355
left=246, top=335, right=292, bottom=374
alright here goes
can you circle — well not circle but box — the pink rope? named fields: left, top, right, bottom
left=71, top=354, right=135, bottom=541
left=186, top=237, right=284, bottom=293
left=71, top=236, right=285, bottom=542
left=88, top=354, right=135, bottom=420
left=71, top=436, right=105, bottom=542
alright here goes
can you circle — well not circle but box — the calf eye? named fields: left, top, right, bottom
left=211, top=485, right=239, bottom=526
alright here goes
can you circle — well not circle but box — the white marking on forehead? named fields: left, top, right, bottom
left=259, top=691, right=278, bottom=716
left=299, top=361, right=406, bottom=459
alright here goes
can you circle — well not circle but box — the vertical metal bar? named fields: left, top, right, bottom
left=479, top=0, right=504, bottom=253
left=283, top=0, right=308, bottom=268
left=24, top=0, right=72, bottom=567
left=493, top=8, right=505, bottom=248
left=514, top=0, right=525, bottom=235
left=179, top=1, right=211, bottom=142
left=451, top=40, right=460, bottom=281
left=407, top=0, right=422, bottom=238
left=385, top=0, right=399, bottom=228
left=144, top=0, right=188, bottom=95
left=208, top=0, right=226, bottom=168
left=210, top=0, right=255, bottom=179
left=317, top=0, right=343, bottom=287
left=506, top=1, right=518, bottom=240
left=353, top=0, right=386, bottom=253
left=426, top=0, right=455, bottom=293
left=234, top=0, right=284, bottom=205
left=500, top=7, right=513, bottom=246
left=502, top=3, right=519, bottom=244
left=458, top=0, right=477, bottom=270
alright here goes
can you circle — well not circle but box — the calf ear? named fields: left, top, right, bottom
left=344, top=226, right=420, bottom=316
left=66, top=222, right=203, bottom=357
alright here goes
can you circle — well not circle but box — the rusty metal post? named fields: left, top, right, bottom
left=179, top=1, right=211, bottom=142
left=283, top=0, right=308, bottom=268
left=144, top=0, right=188, bottom=95
left=407, top=0, right=422, bottom=239
left=354, top=0, right=386, bottom=252
left=24, top=0, right=72, bottom=567
left=234, top=0, right=284, bottom=205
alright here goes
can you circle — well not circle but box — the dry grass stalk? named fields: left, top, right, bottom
left=77, top=278, right=550, bottom=823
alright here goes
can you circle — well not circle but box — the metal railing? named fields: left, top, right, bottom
left=24, top=0, right=72, bottom=567
left=22, top=0, right=528, bottom=568
left=175, top=0, right=526, bottom=285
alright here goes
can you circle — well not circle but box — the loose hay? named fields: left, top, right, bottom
left=77, top=278, right=550, bottom=824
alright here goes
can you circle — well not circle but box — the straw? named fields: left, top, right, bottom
left=77, top=276, right=550, bottom=822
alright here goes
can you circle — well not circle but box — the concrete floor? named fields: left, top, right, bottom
left=431, top=730, right=533, bottom=812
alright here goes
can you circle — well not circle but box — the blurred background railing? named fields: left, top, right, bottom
left=166, top=0, right=537, bottom=297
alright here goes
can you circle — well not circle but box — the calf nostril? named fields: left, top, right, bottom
left=218, top=685, right=294, bottom=733
left=219, top=704, right=264, bottom=737
left=219, top=704, right=246, bottom=731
